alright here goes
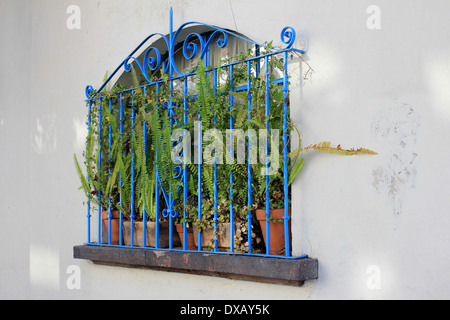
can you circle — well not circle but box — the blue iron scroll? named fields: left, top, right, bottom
left=85, top=8, right=302, bottom=99
left=84, top=7, right=306, bottom=258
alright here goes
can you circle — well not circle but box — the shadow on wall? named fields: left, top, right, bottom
left=73, top=115, right=88, bottom=152
left=29, top=243, right=60, bottom=292
left=31, top=115, right=57, bottom=155
left=30, top=113, right=87, bottom=155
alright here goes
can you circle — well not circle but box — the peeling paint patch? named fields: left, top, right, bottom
left=371, top=102, right=420, bottom=215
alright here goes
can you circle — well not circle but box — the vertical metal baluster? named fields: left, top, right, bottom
left=265, top=56, right=271, bottom=255
left=197, top=122, right=202, bottom=251
left=229, top=64, right=235, bottom=253
left=204, top=33, right=210, bottom=68
left=197, top=95, right=202, bottom=251
left=168, top=75, right=176, bottom=249
left=213, top=69, right=218, bottom=252
left=98, top=97, right=102, bottom=244
left=255, top=45, right=260, bottom=78
left=169, top=160, right=174, bottom=250
left=246, top=60, right=253, bottom=254
left=130, top=90, right=135, bottom=246
left=119, top=92, right=124, bottom=246
left=183, top=77, right=188, bottom=251
left=155, top=82, right=160, bottom=249
left=87, top=100, right=92, bottom=244
left=282, top=51, right=290, bottom=257
left=168, top=9, right=174, bottom=250
left=143, top=86, right=147, bottom=248
left=108, top=97, right=113, bottom=245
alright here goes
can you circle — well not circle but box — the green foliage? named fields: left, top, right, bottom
left=75, top=44, right=376, bottom=253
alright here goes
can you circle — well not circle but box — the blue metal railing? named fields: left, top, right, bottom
left=82, top=8, right=307, bottom=259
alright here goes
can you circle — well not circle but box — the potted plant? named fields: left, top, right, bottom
left=175, top=188, right=196, bottom=251
left=226, top=52, right=379, bottom=255
left=191, top=195, right=233, bottom=252
left=74, top=90, right=130, bottom=245
left=181, top=55, right=269, bottom=253
left=175, top=216, right=196, bottom=251
left=123, top=83, right=182, bottom=248
left=181, top=58, right=236, bottom=252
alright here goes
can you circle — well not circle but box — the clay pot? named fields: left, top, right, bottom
left=175, top=224, right=196, bottom=250
left=255, top=209, right=292, bottom=256
left=193, top=223, right=232, bottom=251
left=123, top=220, right=181, bottom=248
left=101, top=210, right=121, bottom=245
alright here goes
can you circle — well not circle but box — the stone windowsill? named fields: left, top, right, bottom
left=73, top=245, right=318, bottom=286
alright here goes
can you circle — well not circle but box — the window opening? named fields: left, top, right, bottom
left=77, top=8, right=308, bottom=259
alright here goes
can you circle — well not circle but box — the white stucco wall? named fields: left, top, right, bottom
left=1, top=0, right=450, bottom=299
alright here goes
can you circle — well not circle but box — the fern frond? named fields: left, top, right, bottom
left=288, top=158, right=304, bottom=186
left=106, top=153, right=121, bottom=196
left=203, top=165, right=214, bottom=196
left=302, top=142, right=377, bottom=155
left=74, top=154, right=91, bottom=199
left=234, top=106, right=248, bottom=129
left=195, top=58, right=214, bottom=128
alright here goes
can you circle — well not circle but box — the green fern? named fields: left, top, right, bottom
left=74, top=153, right=94, bottom=203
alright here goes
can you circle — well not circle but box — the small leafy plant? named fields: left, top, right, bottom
left=75, top=41, right=376, bottom=253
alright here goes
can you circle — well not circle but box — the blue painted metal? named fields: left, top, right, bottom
left=155, top=82, right=161, bottom=249
left=108, top=98, right=113, bottom=245
left=197, top=111, right=202, bottom=251
left=98, top=97, right=102, bottom=245
left=83, top=8, right=307, bottom=260
left=183, top=77, right=189, bottom=251
left=264, top=56, right=271, bottom=255
left=86, top=241, right=308, bottom=259
left=246, top=60, right=253, bottom=254
left=130, top=90, right=136, bottom=246
left=143, top=86, right=148, bottom=248
left=119, top=92, right=124, bottom=246
left=168, top=9, right=175, bottom=251
left=85, top=9, right=304, bottom=100
left=213, top=69, right=218, bottom=252
left=282, top=51, right=290, bottom=257
left=86, top=100, right=92, bottom=244
left=229, top=64, right=235, bottom=254
left=168, top=100, right=174, bottom=250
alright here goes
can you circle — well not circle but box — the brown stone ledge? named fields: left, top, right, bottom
left=73, top=245, right=318, bottom=286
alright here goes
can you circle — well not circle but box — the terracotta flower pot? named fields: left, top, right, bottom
left=175, top=224, right=196, bottom=250
left=255, top=209, right=292, bottom=256
left=101, top=210, right=121, bottom=245
left=123, top=220, right=181, bottom=248
left=193, top=223, right=232, bottom=251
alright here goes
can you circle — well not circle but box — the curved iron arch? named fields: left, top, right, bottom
left=85, top=8, right=303, bottom=99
